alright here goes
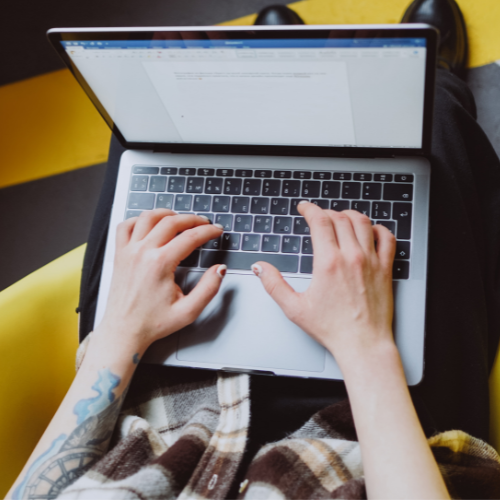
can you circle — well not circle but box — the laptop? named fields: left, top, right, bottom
left=48, top=25, right=437, bottom=385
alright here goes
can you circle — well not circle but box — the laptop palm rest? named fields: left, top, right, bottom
left=175, top=272, right=326, bottom=373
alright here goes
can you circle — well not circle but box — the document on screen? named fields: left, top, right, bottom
left=142, top=60, right=356, bottom=146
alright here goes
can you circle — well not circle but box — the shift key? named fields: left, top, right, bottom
left=393, top=202, right=412, bottom=239
left=200, top=251, right=298, bottom=273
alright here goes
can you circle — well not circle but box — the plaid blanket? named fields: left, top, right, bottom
left=58, top=363, right=500, bottom=499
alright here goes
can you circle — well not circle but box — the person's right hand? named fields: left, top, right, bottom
left=251, top=202, right=397, bottom=364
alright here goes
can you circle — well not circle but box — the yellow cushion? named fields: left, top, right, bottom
left=490, top=341, right=500, bottom=453
left=0, top=245, right=84, bottom=498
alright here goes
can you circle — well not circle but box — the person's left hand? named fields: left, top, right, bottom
left=97, top=209, right=226, bottom=350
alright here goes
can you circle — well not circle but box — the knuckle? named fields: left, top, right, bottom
left=310, top=212, right=331, bottom=228
left=348, top=250, right=366, bottom=268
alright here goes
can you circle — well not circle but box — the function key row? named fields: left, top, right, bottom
left=132, top=166, right=413, bottom=183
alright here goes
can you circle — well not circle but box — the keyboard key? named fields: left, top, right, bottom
left=362, top=182, right=382, bottom=200
left=243, top=179, right=262, bottom=196
left=215, top=214, right=233, bottom=231
left=311, top=199, right=329, bottom=209
left=222, top=233, right=241, bottom=250
left=235, top=169, right=253, bottom=177
left=186, top=177, right=204, bottom=193
left=282, top=180, right=301, bottom=197
left=334, top=172, right=352, bottom=181
left=200, top=251, right=299, bottom=273
left=294, top=171, right=311, bottom=179
left=374, top=173, right=393, bottom=182
left=396, top=240, right=411, bottom=260
left=216, top=169, right=233, bottom=177
left=205, top=177, right=223, bottom=194
left=282, top=236, right=300, bottom=254
left=133, top=166, right=158, bottom=175
left=274, top=217, right=293, bottom=234
left=131, top=175, right=148, bottom=191
left=198, top=213, right=214, bottom=222
left=231, top=197, right=250, bottom=213
left=302, top=181, right=320, bottom=198
left=274, top=170, right=292, bottom=179
left=167, top=176, right=186, bottom=193
left=314, top=171, right=332, bottom=180
left=179, top=168, right=196, bottom=175
left=270, top=198, right=289, bottom=215
left=300, top=256, right=313, bottom=274
left=126, top=210, right=142, bottom=219
left=234, top=215, right=253, bottom=232
left=321, top=181, right=341, bottom=198
left=224, top=178, right=242, bottom=195
left=342, top=182, right=362, bottom=199
left=242, top=234, right=261, bottom=251
left=371, top=202, right=391, bottom=219
left=395, top=174, right=414, bottom=183
left=197, top=168, right=215, bottom=176
left=254, top=216, right=273, bottom=233
left=160, top=167, right=178, bottom=175
left=174, top=194, right=192, bottom=211
left=351, top=201, right=370, bottom=216
left=376, top=220, right=396, bottom=235
left=193, top=195, right=211, bottom=212
left=291, top=198, right=308, bottom=215
left=203, top=236, right=221, bottom=250
left=302, top=236, right=313, bottom=254
left=293, top=217, right=310, bottom=235
left=383, top=183, right=413, bottom=201
left=179, top=250, right=200, bottom=267
left=393, top=260, right=410, bottom=279
left=212, top=196, right=231, bottom=212
left=263, top=179, right=281, bottom=196
left=262, top=235, right=281, bottom=252
left=255, top=170, right=272, bottom=178
left=331, top=200, right=350, bottom=211
left=156, top=193, right=174, bottom=209
left=251, top=197, right=270, bottom=214
left=354, top=173, right=372, bottom=181
left=128, top=193, right=155, bottom=210
left=392, top=202, right=412, bottom=239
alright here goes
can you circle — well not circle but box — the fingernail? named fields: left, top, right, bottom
left=214, top=223, right=224, bottom=230
left=251, top=263, right=263, bottom=277
left=217, top=264, right=227, bottom=278
left=198, top=215, right=211, bottom=222
left=298, top=200, right=309, bottom=205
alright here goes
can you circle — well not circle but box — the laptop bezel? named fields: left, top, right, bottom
left=47, top=25, right=437, bottom=158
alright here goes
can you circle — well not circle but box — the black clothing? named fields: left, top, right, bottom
left=78, top=69, right=500, bottom=446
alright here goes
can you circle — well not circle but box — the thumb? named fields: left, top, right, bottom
left=251, top=261, right=299, bottom=319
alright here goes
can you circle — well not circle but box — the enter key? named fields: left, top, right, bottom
left=393, top=203, right=413, bottom=240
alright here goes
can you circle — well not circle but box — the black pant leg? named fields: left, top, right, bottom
left=412, top=69, right=500, bottom=442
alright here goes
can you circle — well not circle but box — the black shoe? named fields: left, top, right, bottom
left=401, top=0, right=468, bottom=77
left=254, top=4, right=305, bottom=25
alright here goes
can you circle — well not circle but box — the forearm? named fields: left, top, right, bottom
left=338, top=339, right=449, bottom=499
left=8, top=327, right=144, bottom=500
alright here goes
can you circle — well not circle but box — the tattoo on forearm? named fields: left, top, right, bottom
left=132, top=353, right=140, bottom=364
left=13, top=369, right=125, bottom=500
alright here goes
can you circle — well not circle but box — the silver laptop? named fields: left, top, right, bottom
left=48, top=25, right=437, bottom=385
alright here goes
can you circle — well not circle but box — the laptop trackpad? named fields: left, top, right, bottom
left=176, top=272, right=326, bottom=373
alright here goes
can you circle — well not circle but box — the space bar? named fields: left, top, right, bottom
left=200, top=251, right=299, bottom=273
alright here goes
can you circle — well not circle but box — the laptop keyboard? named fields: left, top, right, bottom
left=126, top=166, right=413, bottom=279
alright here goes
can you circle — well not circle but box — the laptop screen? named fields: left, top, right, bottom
left=52, top=28, right=435, bottom=153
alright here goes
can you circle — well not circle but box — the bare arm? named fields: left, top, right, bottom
left=253, top=202, right=449, bottom=500
left=8, top=210, right=225, bottom=500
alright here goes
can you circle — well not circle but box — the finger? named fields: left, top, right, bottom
left=146, top=213, right=214, bottom=247
left=251, top=261, right=301, bottom=321
left=174, top=264, right=227, bottom=324
left=131, top=209, right=177, bottom=242
left=161, top=223, right=224, bottom=266
left=325, top=209, right=360, bottom=252
left=115, top=217, right=137, bottom=249
left=341, top=210, right=375, bottom=254
left=297, top=202, right=338, bottom=260
left=373, top=224, right=397, bottom=269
